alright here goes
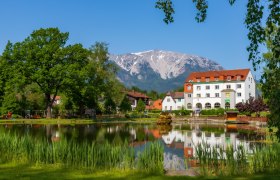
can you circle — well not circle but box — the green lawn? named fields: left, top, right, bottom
left=0, top=117, right=157, bottom=125
left=1, top=163, right=280, bottom=180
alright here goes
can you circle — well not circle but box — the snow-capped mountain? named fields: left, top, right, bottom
left=109, top=50, right=223, bottom=92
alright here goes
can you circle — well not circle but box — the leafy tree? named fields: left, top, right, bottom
left=135, top=99, right=146, bottom=112
left=119, top=96, right=132, bottom=113
left=104, top=97, right=116, bottom=114
left=2, top=28, right=89, bottom=118
left=235, top=97, right=267, bottom=116
left=64, top=42, right=122, bottom=115
left=155, top=0, right=280, bottom=138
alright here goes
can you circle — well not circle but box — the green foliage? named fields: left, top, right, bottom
left=137, top=142, right=164, bottom=174
left=135, top=99, right=146, bottom=112
left=2, top=28, right=89, bottom=118
left=0, top=131, right=163, bottom=174
left=119, top=96, right=132, bottom=113
left=104, top=97, right=116, bottom=114
left=172, top=109, right=191, bottom=116
left=200, top=108, right=225, bottom=116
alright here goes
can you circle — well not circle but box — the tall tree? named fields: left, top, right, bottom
left=2, top=28, right=89, bottom=118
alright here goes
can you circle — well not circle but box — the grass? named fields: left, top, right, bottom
left=0, top=117, right=158, bottom=125
left=1, top=162, right=280, bottom=179
left=0, top=130, right=163, bottom=174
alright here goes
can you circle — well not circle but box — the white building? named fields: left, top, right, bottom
left=162, top=92, right=185, bottom=111
left=184, top=69, right=256, bottom=110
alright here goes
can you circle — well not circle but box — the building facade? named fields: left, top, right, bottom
left=125, top=91, right=151, bottom=110
left=184, top=69, right=256, bottom=110
left=162, top=92, right=185, bottom=111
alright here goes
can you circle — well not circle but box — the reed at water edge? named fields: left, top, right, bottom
left=0, top=130, right=164, bottom=174
left=195, top=140, right=280, bottom=176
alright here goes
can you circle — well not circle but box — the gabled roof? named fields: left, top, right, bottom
left=185, top=69, right=250, bottom=83
left=126, top=91, right=150, bottom=99
left=166, top=92, right=184, bottom=99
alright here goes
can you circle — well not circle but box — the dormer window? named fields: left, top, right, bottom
left=214, top=77, right=219, bottom=81
left=227, top=76, right=231, bottom=81
left=196, top=78, right=201, bottom=82
left=205, top=77, right=210, bottom=82
left=187, top=86, right=191, bottom=90
left=237, top=75, right=241, bottom=81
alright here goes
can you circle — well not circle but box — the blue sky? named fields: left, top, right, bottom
left=0, top=0, right=262, bottom=78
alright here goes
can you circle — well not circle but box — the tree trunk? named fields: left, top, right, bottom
left=45, top=93, right=52, bottom=119
left=46, top=104, right=52, bottom=119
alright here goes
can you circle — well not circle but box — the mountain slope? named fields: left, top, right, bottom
left=109, top=50, right=223, bottom=92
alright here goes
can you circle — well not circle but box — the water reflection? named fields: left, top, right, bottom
left=0, top=122, right=265, bottom=170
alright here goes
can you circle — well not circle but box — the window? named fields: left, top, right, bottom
left=237, top=93, right=241, bottom=97
left=214, top=103, right=221, bottom=108
left=237, top=76, right=241, bottom=81
left=196, top=103, right=202, bottom=109
left=215, top=85, right=219, bottom=90
left=165, top=106, right=167, bottom=110
left=187, top=86, right=191, bottom=90
left=215, top=77, right=219, bottom=81
left=170, top=106, right=172, bottom=110
left=167, top=98, right=170, bottom=102
left=227, top=76, right=231, bottom=81
left=205, top=103, right=211, bottom=109
left=237, top=84, right=241, bottom=88
left=188, top=94, right=192, bottom=98
left=226, top=85, right=231, bottom=89
left=215, top=93, right=219, bottom=97
left=197, top=86, right=201, bottom=90
left=206, top=77, right=210, bottom=82
left=249, top=93, right=251, bottom=97
left=249, top=85, right=250, bottom=88
left=197, top=94, right=201, bottom=98
left=187, top=103, right=192, bottom=109
left=177, top=106, right=181, bottom=110
left=196, top=78, right=201, bottom=82
left=206, top=93, right=210, bottom=97
left=177, top=99, right=181, bottom=102
left=206, top=85, right=210, bottom=90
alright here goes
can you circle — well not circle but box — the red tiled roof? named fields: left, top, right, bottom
left=126, top=91, right=150, bottom=99
left=185, top=69, right=250, bottom=83
left=146, top=99, right=162, bottom=110
left=167, top=92, right=184, bottom=99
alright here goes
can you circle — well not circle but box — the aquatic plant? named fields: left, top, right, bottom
left=0, top=131, right=163, bottom=174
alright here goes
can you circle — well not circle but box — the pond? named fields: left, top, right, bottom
left=0, top=122, right=266, bottom=171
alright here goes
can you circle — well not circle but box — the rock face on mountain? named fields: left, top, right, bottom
left=109, top=50, right=223, bottom=92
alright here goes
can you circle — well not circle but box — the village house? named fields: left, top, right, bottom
left=146, top=99, right=162, bottom=110
left=184, top=68, right=256, bottom=110
left=161, top=92, right=185, bottom=111
left=125, top=91, right=151, bottom=110
left=161, top=68, right=256, bottom=111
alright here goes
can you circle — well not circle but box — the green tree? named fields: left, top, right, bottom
left=119, top=96, right=132, bottom=113
left=155, top=0, right=280, bottom=138
left=104, top=97, right=116, bottom=114
left=2, top=28, right=89, bottom=118
left=135, top=99, right=146, bottom=112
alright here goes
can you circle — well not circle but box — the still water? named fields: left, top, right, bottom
left=0, top=122, right=265, bottom=170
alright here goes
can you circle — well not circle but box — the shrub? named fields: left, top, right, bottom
left=200, top=108, right=225, bottom=116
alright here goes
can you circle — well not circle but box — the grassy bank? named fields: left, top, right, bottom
left=1, top=162, right=280, bottom=179
left=0, top=117, right=157, bottom=125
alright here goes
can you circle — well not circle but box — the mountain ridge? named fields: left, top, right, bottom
left=109, top=50, right=223, bottom=92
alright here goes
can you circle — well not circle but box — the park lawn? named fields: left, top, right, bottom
left=1, top=163, right=280, bottom=180
left=0, top=117, right=157, bottom=125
